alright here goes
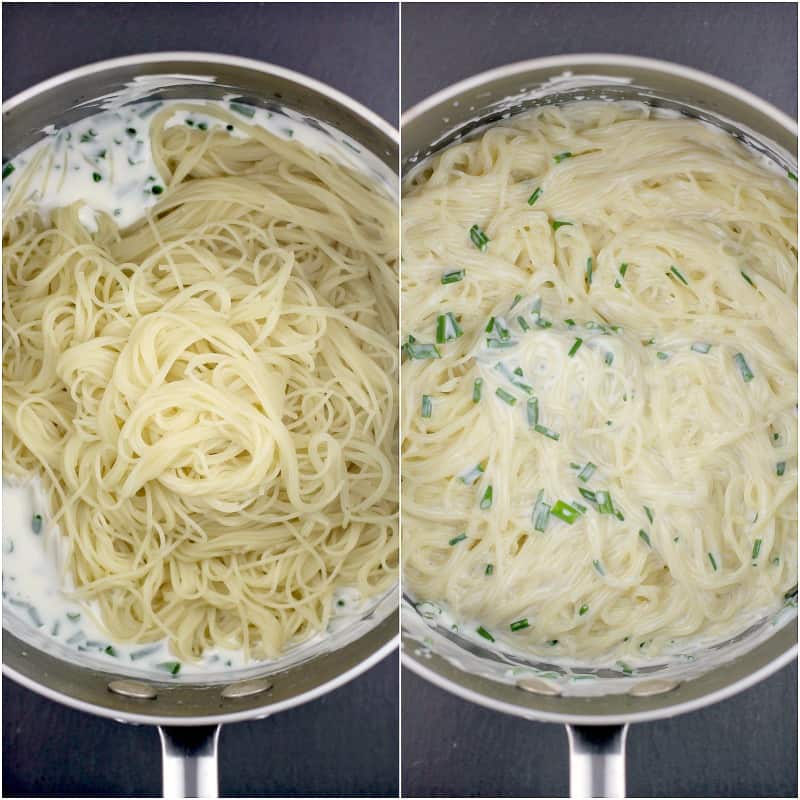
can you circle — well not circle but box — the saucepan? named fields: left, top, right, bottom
left=2, top=52, right=399, bottom=799
left=400, top=54, right=797, bottom=799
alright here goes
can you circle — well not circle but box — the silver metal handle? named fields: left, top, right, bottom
left=566, top=724, right=629, bottom=799
left=158, top=724, right=221, bottom=799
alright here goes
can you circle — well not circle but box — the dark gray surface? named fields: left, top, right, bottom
left=400, top=3, right=798, bottom=798
left=2, top=3, right=399, bottom=798
left=401, top=2, right=798, bottom=118
left=2, top=2, right=399, bottom=126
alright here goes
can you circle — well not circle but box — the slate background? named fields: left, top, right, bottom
left=2, top=3, right=399, bottom=798
left=401, top=2, right=798, bottom=798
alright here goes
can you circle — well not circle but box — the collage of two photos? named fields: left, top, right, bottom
left=2, top=2, right=797, bottom=799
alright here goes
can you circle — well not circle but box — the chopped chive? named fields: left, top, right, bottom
left=534, top=424, right=560, bottom=441
left=592, top=559, right=605, bottom=576
left=448, top=533, right=467, bottom=546
left=564, top=318, right=576, bottom=327
left=510, top=618, right=530, bottom=632
left=80, top=129, right=97, bottom=142
left=777, top=461, right=786, bottom=476
left=604, top=351, right=614, bottom=366
left=485, top=317, right=495, bottom=333
left=547, top=639, right=559, bottom=646
left=487, top=338, right=516, bottom=350
left=741, top=271, right=756, bottom=288
left=421, top=395, right=432, bottom=418
left=527, top=187, right=542, bottom=206
left=470, top=224, right=489, bottom=251
left=573, top=501, right=588, bottom=514
left=639, top=530, right=651, bottom=547
left=614, top=262, right=628, bottom=289
left=198, top=122, right=208, bottom=131
left=157, top=661, right=181, bottom=675
left=551, top=500, right=580, bottom=524
left=554, top=151, right=572, bottom=163
left=644, top=506, right=654, bottom=523
left=691, top=342, right=712, bottom=354
left=578, top=462, right=596, bottom=482
left=151, top=185, right=164, bottom=195
left=669, top=265, right=689, bottom=285
left=477, top=626, right=495, bottom=642
left=579, top=603, right=589, bottom=616
left=105, top=646, right=117, bottom=657
left=495, top=387, right=517, bottom=406
left=2, top=162, right=14, bottom=180
left=459, top=463, right=485, bottom=486
left=568, top=337, right=583, bottom=357
left=552, top=220, right=573, bottom=231
left=513, top=367, right=523, bottom=376
left=570, top=462, right=582, bottom=470
left=752, top=539, right=762, bottom=560
left=527, top=396, right=539, bottom=427
left=405, top=341, right=441, bottom=360
left=442, top=269, right=465, bottom=284
left=226, top=124, right=234, bottom=131
left=618, top=661, right=633, bottom=675
left=533, top=491, right=550, bottom=532
left=485, top=563, right=494, bottom=575
left=510, top=294, right=523, bottom=310
left=230, top=101, right=256, bottom=118
left=708, top=553, right=718, bottom=571
left=788, top=170, right=798, bottom=182
left=436, top=312, right=463, bottom=343
left=615, top=510, right=625, bottom=522
left=92, top=172, right=102, bottom=182
left=517, top=315, right=531, bottom=331
left=585, top=257, right=593, bottom=288
left=66, top=612, right=81, bottom=622
left=733, top=352, right=754, bottom=382
left=125, top=127, right=137, bottom=137
left=473, top=378, right=483, bottom=403
left=579, top=487, right=596, bottom=503
left=31, top=514, right=43, bottom=534
left=186, top=119, right=195, bottom=127
left=534, top=318, right=552, bottom=329
left=596, top=491, right=615, bottom=515
left=656, top=351, right=669, bottom=360
left=96, top=149, right=107, bottom=159
left=480, top=485, right=493, bottom=510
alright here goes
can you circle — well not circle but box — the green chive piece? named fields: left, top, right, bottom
left=554, top=151, right=572, bottom=164
left=788, top=170, right=798, bottom=182
left=517, top=315, right=531, bottom=331
left=66, top=612, right=81, bottom=622
left=405, top=341, right=441, bottom=360
left=3, top=162, right=15, bottom=180
left=533, top=491, right=550, bottom=532
left=669, top=265, right=689, bottom=286
left=615, top=510, right=625, bottom=522
left=421, top=395, right=432, bottom=418
left=477, top=626, right=495, bottom=642
left=552, top=220, right=573, bottom=231
left=448, top=533, right=467, bottom=546
left=480, top=485, right=493, bottom=510
left=186, top=119, right=195, bottom=127
left=473, top=378, right=483, bottom=403
left=604, top=351, right=614, bottom=366
left=551, top=500, right=580, bottom=524
left=596, top=491, right=615, bottom=515
left=459, top=463, right=485, bottom=485
left=485, top=563, right=494, bottom=576
left=510, top=294, right=523, bottom=310
left=752, top=539, right=762, bottom=560
left=656, top=351, right=669, bottom=360
left=510, top=619, right=530, bottom=632
left=486, top=338, right=516, bottom=350
left=470, top=224, right=489, bottom=251
left=570, top=462, right=582, bottom=470
left=125, top=127, right=137, bottom=137
left=535, top=318, right=552, bottom=329
left=593, top=559, right=605, bottom=576
left=579, top=487, right=597, bottom=503
left=564, top=318, right=576, bottom=327
left=534, top=424, right=560, bottom=441
left=90, top=171, right=102, bottom=183
left=230, top=102, right=256, bottom=118
left=585, top=257, right=593, bottom=288
left=527, top=396, right=539, bottom=428
left=442, top=269, right=465, bottom=284
left=578, top=462, right=596, bottom=482
left=495, top=387, right=517, bottom=406
left=436, top=312, right=463, bottom=343
left=547, top=639, right=559, bottom=646
left=485, top=317, right=495, bottom=333
left=495, top=318, right=510, bottom=341
left=31, top=514, right=43, bottom=534
left=573, top=501, right=588, bottom=514
left=741, top=271, right=756, bottom=288
left=614, top=262, right=628, bottom=289
left=644, top=506, right=654, bottom=523
left=691, top=342, right=711, bottom=354
left=105, top=646, right=117, bottom=657
left=618, top=661, right=633, bottom=675
left=734, top=352, right=754, bottom=382
left=198, top=122, right=208, bottom=131
left=568, top=337, right=583, bottom=357
left=157, top=661, right=182, bottom=675
left=708, top=553, right=718, bottom=571
left=151, top=185, right=164, bottom=195
left=527, top=187, right=542, bottom=206
left=639, top=529, right=651, bottom=547
left=579, top=603, right=589, bottom=616
left=777, top=461, right=786, bottom=476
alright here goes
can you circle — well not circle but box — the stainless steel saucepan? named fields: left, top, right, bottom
left=401, top=54, right=798, bottom=799
left=2, top=52, right=399, bottom=799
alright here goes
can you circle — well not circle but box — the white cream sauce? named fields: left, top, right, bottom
left=2, top=98, right=397, bottom=678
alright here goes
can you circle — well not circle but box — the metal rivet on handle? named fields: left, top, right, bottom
left=108, top=679, right=157, bottom=700
left=628, top=678, right=679, bottom=697
left=221, top=678, right=273, bottom=699
left=517, top=677, right=561, bottom=696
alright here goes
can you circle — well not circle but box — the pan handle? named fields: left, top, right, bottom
left=565, top=723, right=629, bottom=798
left=158, top=724, right=221, bottom=799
